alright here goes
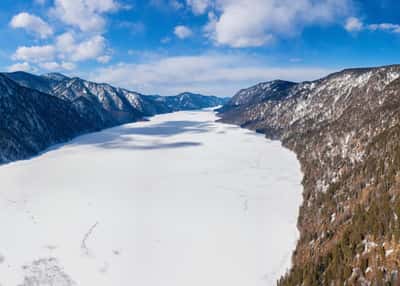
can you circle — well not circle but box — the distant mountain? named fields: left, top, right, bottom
left=218, top=64, right=400, bottom=285
left=50, top=77, right=145, bottom=125
left=146, top=92, right=228, bottom=112
left=41, top=72, right=71, bottom=82
left=5, top=71, right=228, bottom=120
left=0, top=71, right=228, bottom=164
left=219, top=80, right=296, bottom=112
left=4, top=71, right=59, bottom=94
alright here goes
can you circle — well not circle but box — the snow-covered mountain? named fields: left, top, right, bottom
left=0, top=74, right=95, bottom=163
left=220, top=80, right=296, bottom=109
left=5, top=72, right=227, bottom=121
left=0, top=71, right=228, bottom=164
left=4, top=71, right=60, bottom=94
left=218, top=64, right=400, bottom=285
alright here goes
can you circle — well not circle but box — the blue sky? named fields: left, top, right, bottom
left=1, top=0, right=400, bottom=96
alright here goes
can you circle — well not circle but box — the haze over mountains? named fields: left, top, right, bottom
left=0, top=71, right=227, bottom=164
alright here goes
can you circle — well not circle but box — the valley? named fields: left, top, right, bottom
left=0, top=109, right=302, bottom=286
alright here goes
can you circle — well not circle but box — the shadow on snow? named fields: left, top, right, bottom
left=69, top=120, right=214, bottom=151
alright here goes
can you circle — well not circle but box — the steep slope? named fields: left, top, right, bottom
left=0, top=74, right=94, bottom=164
left=48, top=79, right=228, bottom=122
left=5, top=72, right=228, bottom=122
left=4, top=71, right=62, bottom=94
left=41, top=72, right=71, bottom=81
left=0, top=72, right=227, bottom=164
left=219, top=80, right=296, bottom=112
left=218, top=64, right=400, bottom=285
left=50, top=78, right=144, bottom=125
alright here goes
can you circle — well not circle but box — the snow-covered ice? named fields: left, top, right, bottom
left=0, top=109, right=303, bottom=286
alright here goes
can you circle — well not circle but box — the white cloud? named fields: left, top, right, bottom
left=205, top=0, right=351, bottom=48
left=7, top=62, right=32, bottom=72
left=11, top=32, right=109, bottom=71
left=39, top=61, right=60, bottom=70
left=55, top=32, right=75, bottom=54
left=10, top=12, right=53, bottom=39
left=50, top=0, right=120, bottom=32
left=56, top=32, right=109, bottom=62
left=174, top=25, right=193, bottom=39
left=368, top=23, right=400, bottom=33
left=90, top=53, right=334, bottom=96
left=345, top=17, right=363, bottom=32
left=97, top=55, right=112, bottom=63
left=9, top=0, right=115, bottom=72
left=61, top=62, right=77, bottom=70
left=12, top=45, right=56, bottom=63
left=186, top=0, right=211, bottom=15
left=39, top=61, right=76, bottom=71
left=344, top=17, right=400, bottom=33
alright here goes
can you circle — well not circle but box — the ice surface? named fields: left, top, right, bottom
left=0, top=109, right=302, bottom=286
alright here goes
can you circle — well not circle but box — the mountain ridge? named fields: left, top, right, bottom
left=0, top=73, right=95, bottom=163
left=0, top=71, right=228, bottom=164
left=218, top=63, right=400, bottom=285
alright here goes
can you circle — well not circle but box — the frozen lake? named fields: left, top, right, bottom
left=0, top=109, right=302, bottom=286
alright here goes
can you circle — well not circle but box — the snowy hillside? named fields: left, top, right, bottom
left=0, top=72, right=227, bottom=164
left=218, top=64, right=400, bottom=284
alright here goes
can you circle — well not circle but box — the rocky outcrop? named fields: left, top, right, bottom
left=218, top=64, right=400, bottom=285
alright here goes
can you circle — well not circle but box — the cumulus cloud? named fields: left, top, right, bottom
left=10, top=12, right=53, bottom=39
left=9, top=0, right=117, bottom=72
left=7, top=62, right=33, bottom=72
left=344, top=17, right=400, bottom=33
left=90, top=53, right=333, bottom=96
left=12, top=45, right=56, bottom=63
left=205, top=0, right=351, bottom=48
left=174, top=25, right=193, bottom=39
left=344, top=17, right=363, bottom=32
left=50, top=0, right=120, bottom=32
left=368, top=23, right=400, bottom=33
left=39, top=61, right=60, bottom=70
left=11, top=32, right=109, bottom=71
left=39, top=61, right=76, bottom=71
left=97, top=55, right=112, bottom=63
left=186, top=0, right=211, bottom=15
left=56, top=32, right=108, bottom=62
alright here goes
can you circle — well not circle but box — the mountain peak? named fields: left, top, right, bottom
left=41, top=73, right=70, bottom=82
left=224, top=79, right=296, bottom=108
